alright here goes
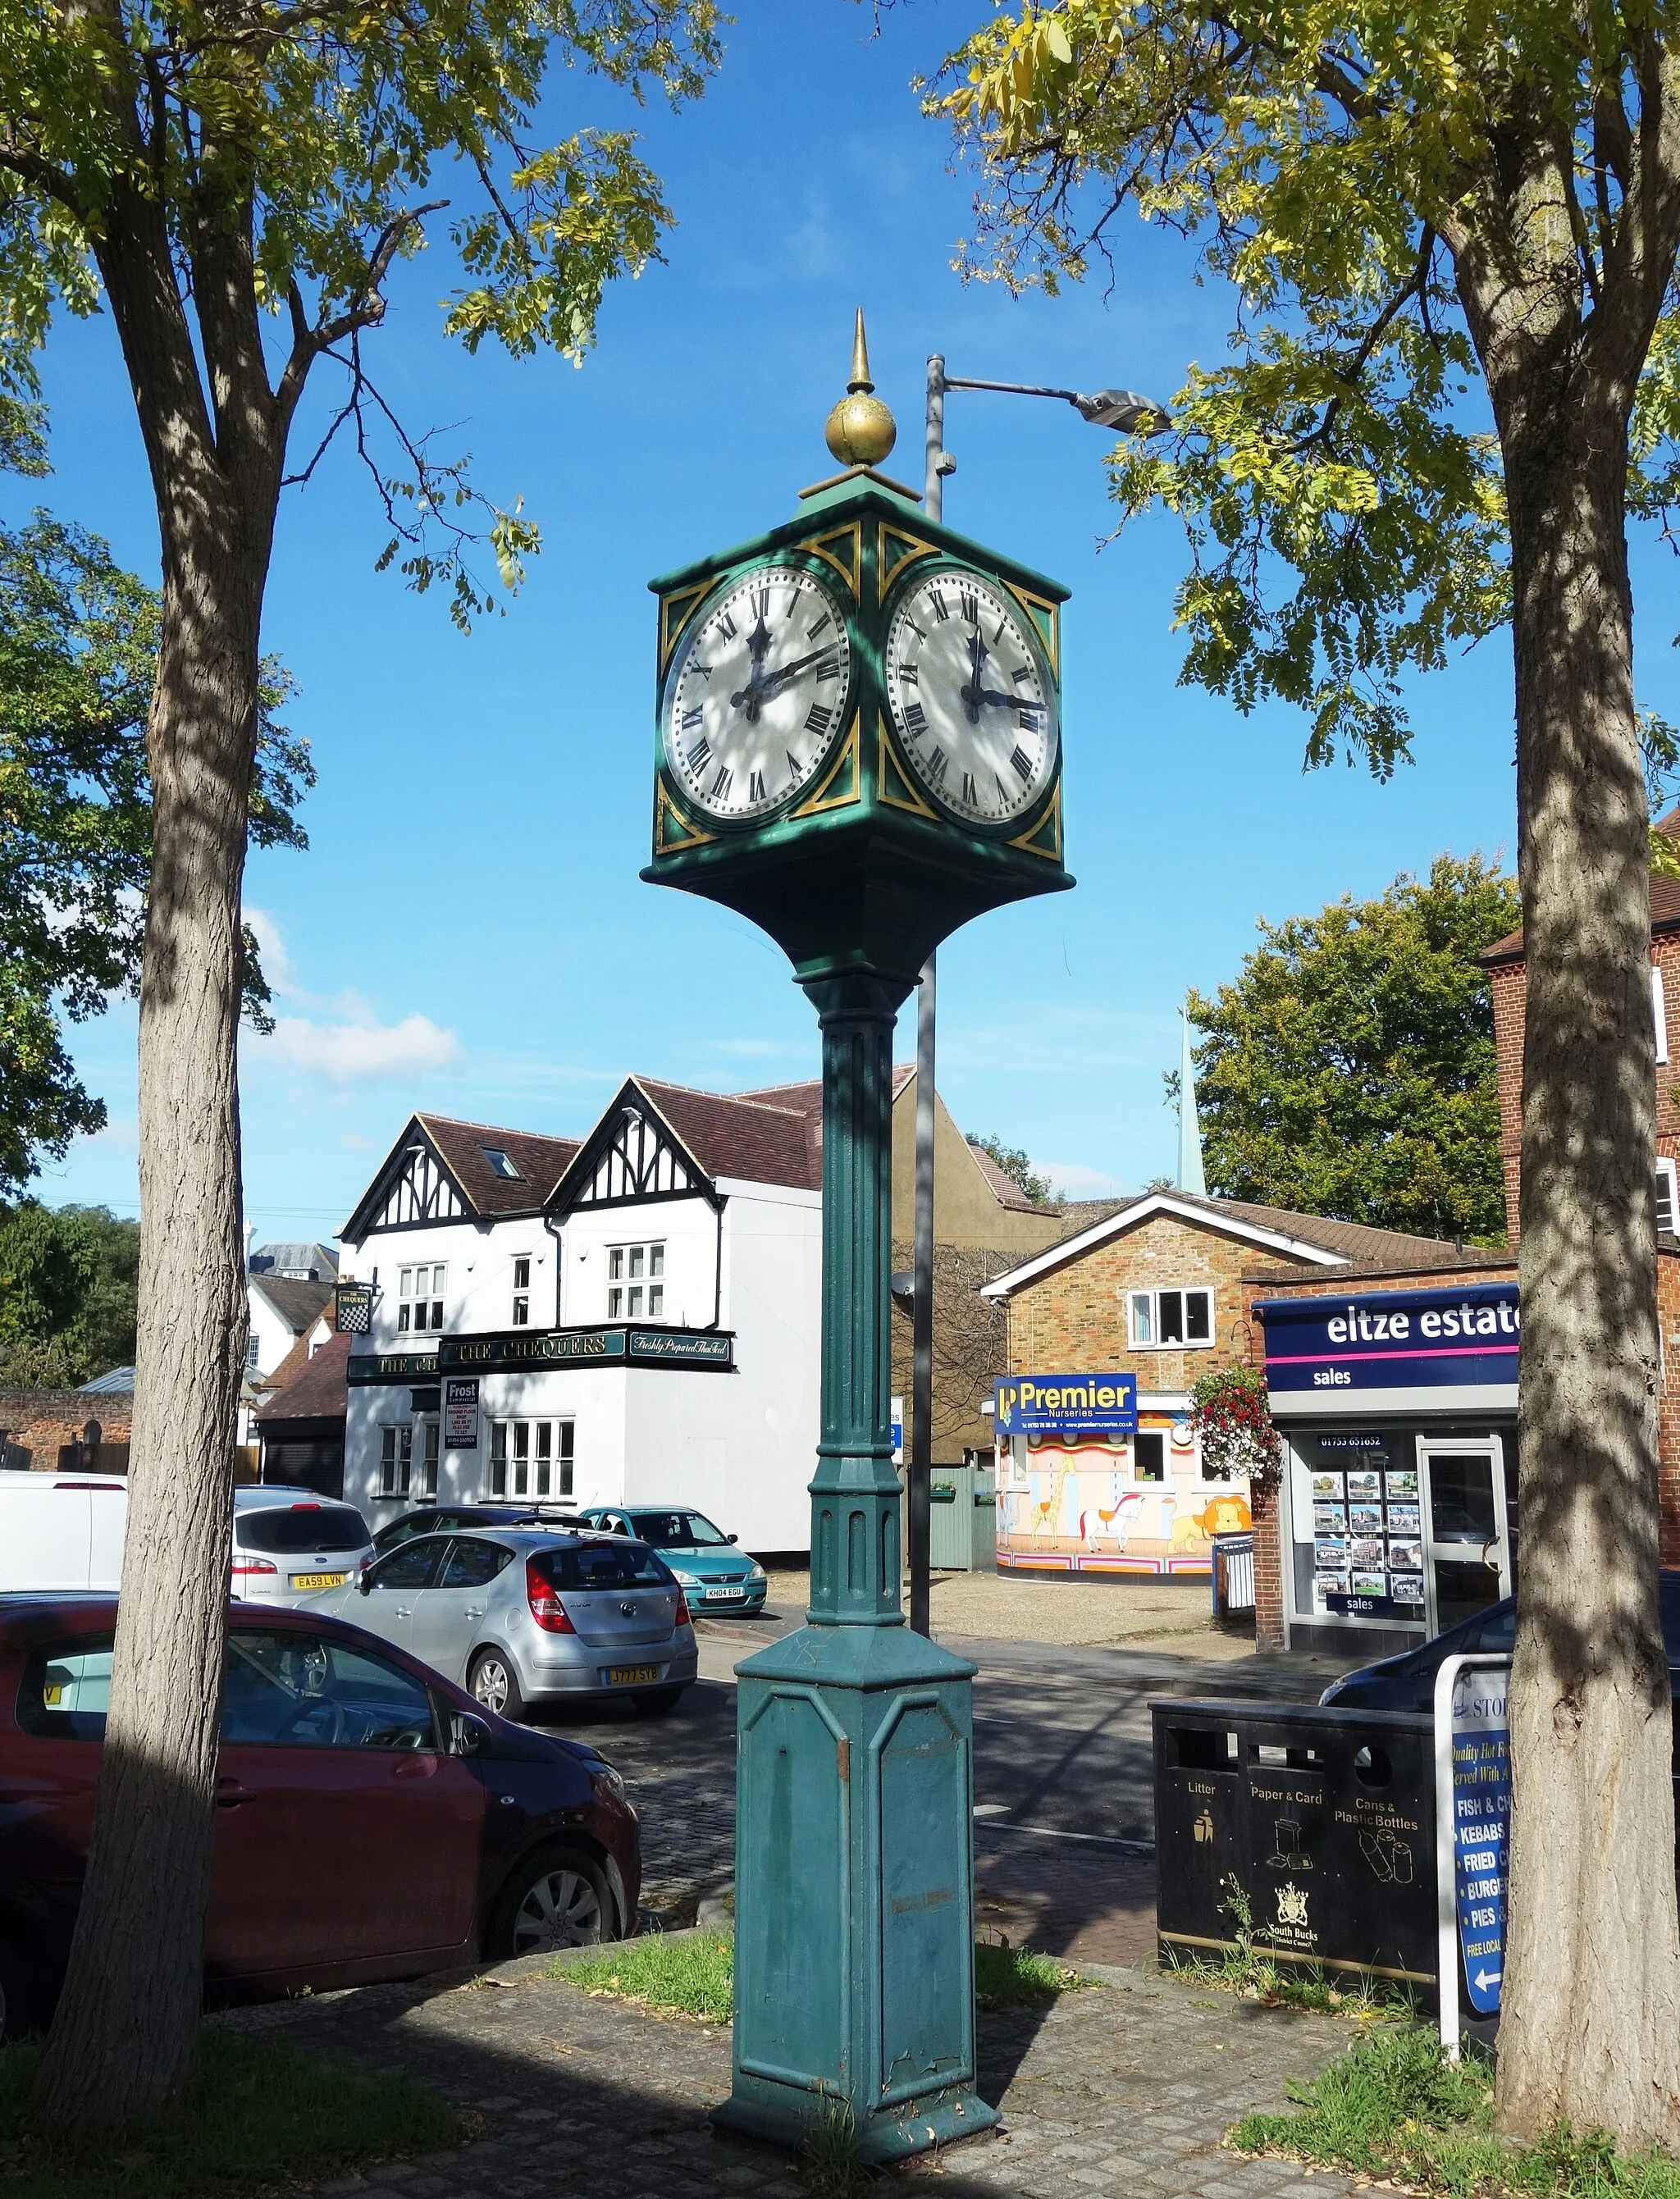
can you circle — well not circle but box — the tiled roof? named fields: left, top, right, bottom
left=416, top=1115, right=582, bottom=1215
left=987, top=1188, right=1465, bottom=1297
left=254, top=1330, right=350, bottom=1424
left=249, top=1275, right=335, bottom=1334
left=1246, top=1243, right=1514, bottom=1286
left=965, top=1141, right=1054, bottom=1214
left=1480, top=851, right=1680, bottom=965
left=633, top=1079, right=823, bottom=1192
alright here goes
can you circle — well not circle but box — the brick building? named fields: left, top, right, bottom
left=982, top=1194, right=1462, bottom=1578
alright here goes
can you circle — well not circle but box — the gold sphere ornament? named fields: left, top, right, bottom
left=824, top=309, right=897, bottom=468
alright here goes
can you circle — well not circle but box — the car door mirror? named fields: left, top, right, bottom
left=358, top=1571, right=372, bottom=1596
left=727, top=1534, right=738, bottom=1544
left=450, top=1711, right=491, bottom=1756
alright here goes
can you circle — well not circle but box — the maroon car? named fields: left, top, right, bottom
left=0, top=1596, right=640, bottom=2038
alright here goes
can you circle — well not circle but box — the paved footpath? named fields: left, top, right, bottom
left=231, top=1950, right=1361, bottom=2199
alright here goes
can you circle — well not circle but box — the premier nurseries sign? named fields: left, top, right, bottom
left=1258, top=1284, right=1519, bottom=1415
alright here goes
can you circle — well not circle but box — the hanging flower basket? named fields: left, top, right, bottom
left=1189, top=1365, right=1282, bottom=1490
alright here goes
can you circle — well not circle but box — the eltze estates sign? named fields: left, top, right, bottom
left=1257, top=1284, right=1519, bottom=1417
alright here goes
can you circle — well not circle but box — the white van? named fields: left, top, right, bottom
left=0, top=1476, right=374, bottom=1604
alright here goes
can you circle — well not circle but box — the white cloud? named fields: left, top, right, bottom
left=266, top=1013, right=463, bottom=1085
left=1035, top=1159, right=1128, bottom=1201
left=244, top=906, right=308, bottom=1001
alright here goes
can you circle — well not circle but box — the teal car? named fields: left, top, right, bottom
left=578, top=1507, right=767, bottom=1615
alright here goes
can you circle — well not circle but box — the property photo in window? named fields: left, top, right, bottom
left=512, top=1255, right=531, bottom=1327
left=397, top=1263, right=446, bottom=1333
left=607, top=1242, right=665, bottom=1321
left=1127, top=1286, right=1213, bottom=1349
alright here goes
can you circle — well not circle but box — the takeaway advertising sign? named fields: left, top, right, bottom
left=1257, top=1284, right=1519, bottom=1405
left=1433, top=1655, right=1510, bottom=2048
left=993, top=1372, right=1138, bottom=1438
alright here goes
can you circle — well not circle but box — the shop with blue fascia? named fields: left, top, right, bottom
left=1253, top=1267, right=1518, bottom=1660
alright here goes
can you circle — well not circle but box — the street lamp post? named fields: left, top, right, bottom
left=904, top=354, right=1168, bottom=1640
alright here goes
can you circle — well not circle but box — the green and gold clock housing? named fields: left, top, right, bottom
left=642, top=366, right=1072, bottom=988
left=647, top=323, right=1075, bottom=2167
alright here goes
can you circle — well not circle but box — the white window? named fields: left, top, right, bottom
left=245, top=1334, right=261, bottom=1369
left=490, top=1421, right=573, bottom=1499
left=1658, top=1159, right=1678, bottom=1237
left=418, top=1419, right=439, bottom=1499
left=1127, top=1287, right=1214, bottom=1349
left=512, top=1255, right=531, bottom=1327
left=379, top=1424, right=413, bottom=1497
left=1656, top=967, right=1670, bottom=1067
left=398, top=1263, right=446, bottom=1334
left=608, top=1243, right=664, bottom=1321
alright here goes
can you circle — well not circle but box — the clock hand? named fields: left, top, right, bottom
left=734, top=643, right=838, bottom=707
left=746, top=605, right=772, bottom=670
left=962, top=682, right=1037, bottom=713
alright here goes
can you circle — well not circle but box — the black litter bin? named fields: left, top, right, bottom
left=1153, top=1698, right=1440, bottom=2001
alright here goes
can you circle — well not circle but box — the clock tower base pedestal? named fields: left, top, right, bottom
left=712, top=970, right=998, bottom=2165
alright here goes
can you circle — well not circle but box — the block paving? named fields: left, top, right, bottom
left=231, top=1948, right=1361, bottom=2199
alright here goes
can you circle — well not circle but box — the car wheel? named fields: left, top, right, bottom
left=469, top=1648, right=525, bottom=1723
left=489, top=1847, right=614, bottom=1958
left=0, top=1936, right=31, bottom=2042
left=632, top=1685, right=685, bottom=1717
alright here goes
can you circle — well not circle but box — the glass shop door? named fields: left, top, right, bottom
left=1417, top=1436, right=1512, bottom=1638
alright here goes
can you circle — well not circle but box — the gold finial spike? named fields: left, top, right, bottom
left=826, top=308, right=897, bottom=468
left=848, top=307, right=874, bottom=394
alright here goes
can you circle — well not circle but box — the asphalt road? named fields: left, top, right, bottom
left=514, top=1602, right=1349, bottom=1932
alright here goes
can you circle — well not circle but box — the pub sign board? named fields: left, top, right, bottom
left=350, top=1329, right=735, bottom=1382
left=1153, top=1698, right=1440, bottom=1998
left=1257, top=1284, right=1518, bottom=1416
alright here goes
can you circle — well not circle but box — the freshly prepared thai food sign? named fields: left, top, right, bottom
left=1258, top=1284, right=1518, bottom=1413
left=993, top=1372, right=1138, bottom=1436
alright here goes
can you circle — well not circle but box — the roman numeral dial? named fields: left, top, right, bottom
left=662, top=563, right=853, bottom=822
left=882, top=568, right=1060, bottom=826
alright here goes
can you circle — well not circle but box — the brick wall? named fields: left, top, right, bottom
left=0, top=1389, right=133, bottom=1472
left=1006, top=1215, right=1322, bottom=1389
left=1251, top=1474, right=1284, bottom=1648
left=1489, top=932, right=1680, bottom=1243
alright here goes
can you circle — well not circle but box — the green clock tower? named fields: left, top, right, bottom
left=643, top=316, right=1073, bottom=2164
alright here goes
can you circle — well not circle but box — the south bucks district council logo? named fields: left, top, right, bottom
left=1275, top=1882, right=1310, bottom=1932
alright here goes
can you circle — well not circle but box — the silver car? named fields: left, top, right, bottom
left=305, top=1528, right=698, bottom=1720
left=230, top=1490, right=375, bottom=1608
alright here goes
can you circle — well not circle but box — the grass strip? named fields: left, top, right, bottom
left=973, top=1941, right=1095, bottom=2008
left=555, top=1931, right=1093, bottom=2023
left=1231, top=2025, right=1680, bottom=2198
left=0, top=2028, right=456, bottom=2199
left=558, top=1930, right=734, bottom=2021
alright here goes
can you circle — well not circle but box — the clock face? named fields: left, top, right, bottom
left=883, top=569, right=1060, bottom=827
left=662, top=563, right=854, bottom=822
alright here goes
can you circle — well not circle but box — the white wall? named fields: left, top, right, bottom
left=341, top=1178, right=822, bottom=1551
left=247, top=1284, right=303, bottom=1377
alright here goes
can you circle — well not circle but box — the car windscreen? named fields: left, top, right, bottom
left=629, top=1510, right=729, bottom=1549
left=534, top=1541, right=674, bottom=1591
left=17, top=1638, right=114, bottom=1740
left=235, top=1504, right=370, bottom=1554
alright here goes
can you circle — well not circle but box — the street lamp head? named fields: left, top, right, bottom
left=1073, top=387, right=1171, bottom=435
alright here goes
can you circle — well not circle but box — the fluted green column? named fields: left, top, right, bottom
left=714, top=965, right=998, bottom=2165
left=804, top=972, right=904, bottom=1629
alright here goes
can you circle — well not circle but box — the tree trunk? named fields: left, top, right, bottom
left=30, top=199, right=274, bottom=2125
left=1495, top=388, right=1680, bottom=2144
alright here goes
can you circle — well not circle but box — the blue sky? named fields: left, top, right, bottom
left=18, top=0, right=1663, bottom=1241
